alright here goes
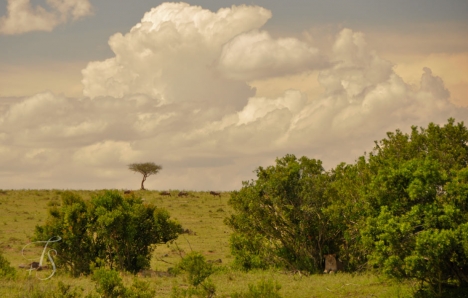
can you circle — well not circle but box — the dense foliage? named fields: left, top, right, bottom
left=34, top=190, right=182, bottom=276
left=227, top=118, right=468, bottom=293
left=92, top=268, right=155, bottom=298
left=226, top=155, right=339, bottom=273
left=362, top=119, right=468, bottom=293
left=172, top=252, right=216, bottom=297
left=0, top=250, right=16, bottom=279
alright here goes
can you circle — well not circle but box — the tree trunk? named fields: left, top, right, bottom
left=140, top=174, right=147, bottom=190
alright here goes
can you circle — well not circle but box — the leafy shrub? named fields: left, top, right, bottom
left=35, top=190, right=182, bottom=276
left=127, top=278, right=156, bottom=298
left=231, top=279, right=282, bottom=298
left=226, top=118, right=468, bottom=294
left=175, top=252, right=213, bottom=286
left=92, top=268, right=155, bottom=298
left=226, top=154, right=340, bottom=273
left=228, top=233, right=273, bottom=271
left=361, top=119, right=468, bottom=292
left=172, top=252, right=216, bottom=297
left=52, top=281, right=84, bottom=298
left=92, top=268, right=127, bottom=298
left=0, top=250, right=16, bottom=279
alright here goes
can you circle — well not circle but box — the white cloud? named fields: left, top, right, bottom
left=25, top=148, right=60, bottom=166
left=319, top=29, right=394, bottom=99
left=217, top=30, right=327, bottom=80
left=73, top=140, right=140, bottom=167
left=81, top=2, right=269, bottom=107
left=0, top=0, right=92, bottom=35
left=279, top=29, right=463, bottom=160
left=47, top=0, right=92, bottom=21
left=236, top=90, right=306, bottom=125
left=420, top=67, right=451, bottom=100
left=0, top=3, right=467, bottom=190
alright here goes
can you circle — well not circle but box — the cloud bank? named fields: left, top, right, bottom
left=1, top=2, right=466, bottom=190
left=0, top=0, right=92, bottom=35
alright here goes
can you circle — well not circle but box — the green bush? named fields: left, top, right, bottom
left=92, top=268, right=155, bottom=298
left=52, top=281, right=84, bottom=298
left=231, top=279, right=282, bottom=298
left=226, top=154, right=340, bottom=273
left=172, top=252, right=216, bottom=297
left=228, top=233, right=273, bottom=271
left=174, top=252, right=213, bottom=287
left=226, top=118, right=468, bottom=294
left=92, top=268, right=127, bottom=298
left=35, top=190, right=182, bottom=276
left=0, top=249, right=16, bottom=279
left=127, top=278, right=156, bottom=298
left=361, top=119, right=468, bottom=292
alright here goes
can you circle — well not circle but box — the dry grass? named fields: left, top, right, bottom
left=0, top=189, right=414, bottom=297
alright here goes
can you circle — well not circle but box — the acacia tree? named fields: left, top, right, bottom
left=128, top=162, right=162, bottom=190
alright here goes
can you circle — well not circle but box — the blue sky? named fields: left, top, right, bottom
left=0, top=1, right=467, bottom=190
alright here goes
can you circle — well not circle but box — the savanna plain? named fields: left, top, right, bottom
left=0, top=189, right=414, bottom=297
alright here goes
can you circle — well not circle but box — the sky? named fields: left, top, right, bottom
left=0, top=0, right=467, bottom=191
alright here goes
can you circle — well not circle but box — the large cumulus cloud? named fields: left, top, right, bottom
left=0, top=3, right=466, bottom=190
left=81, top=2, right=272, bottom=108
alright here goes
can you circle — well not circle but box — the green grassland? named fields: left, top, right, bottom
left=0, top=189, right=414, bottom=297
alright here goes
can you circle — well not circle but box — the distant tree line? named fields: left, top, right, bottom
left=226, top=118, right=468, bottom=295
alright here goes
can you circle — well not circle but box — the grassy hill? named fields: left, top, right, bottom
left=0, top=189, right=413, bottom=297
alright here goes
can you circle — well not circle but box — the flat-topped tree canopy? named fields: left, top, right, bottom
left=128, top=162, right=162, bottom=190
